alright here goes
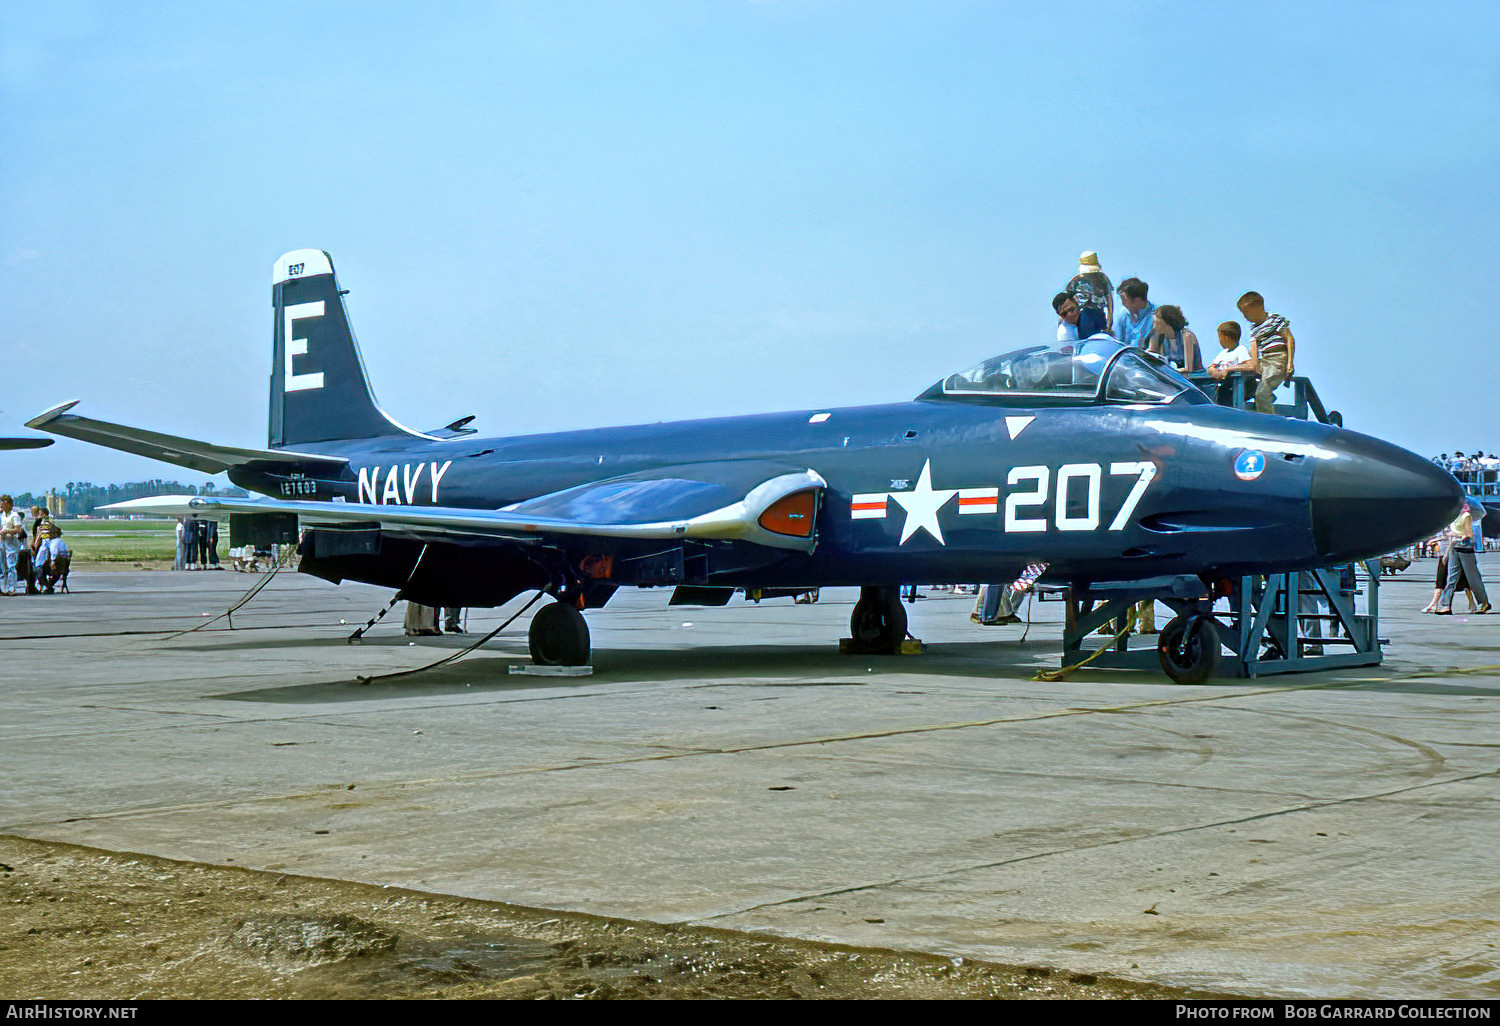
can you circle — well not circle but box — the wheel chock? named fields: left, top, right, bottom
left=838, top=637, right=925, bottom=655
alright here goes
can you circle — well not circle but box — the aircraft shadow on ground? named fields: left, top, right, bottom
left=206, top=639, right=1117, bottom=705
left=210, top=657, right=587, bottom=703
left=198, top=633, right=1495, bottom=704
left=176, top=633, right=531, bottom=655
left=593, top=640, right=1054, bottom=682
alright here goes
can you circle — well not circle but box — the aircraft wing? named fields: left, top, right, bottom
left=102, top=461, right=826, bottom=552
left=26, top=401, right=348, bottom=476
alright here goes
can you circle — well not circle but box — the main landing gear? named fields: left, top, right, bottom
left=848, top=586, right=908, bottom=655
left=1157, top=612, right=1220, bottom=684
left=528, top=600, right=591, bottom=666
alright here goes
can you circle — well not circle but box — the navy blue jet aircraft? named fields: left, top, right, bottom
left=30, top=250, right=1462, bottom=680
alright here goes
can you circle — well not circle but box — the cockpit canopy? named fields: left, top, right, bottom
left=918, top=337, right=1210, bottom=407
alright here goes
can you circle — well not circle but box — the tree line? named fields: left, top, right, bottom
left=9, top=480, right=248, bottom=517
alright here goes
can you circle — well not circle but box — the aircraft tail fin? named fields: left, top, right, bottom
left=269, top=250, right=428, bottom=448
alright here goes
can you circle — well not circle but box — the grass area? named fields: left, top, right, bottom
left=58, top=518, right=223, bottom=563
left=64, top=519, right=183, bottom=532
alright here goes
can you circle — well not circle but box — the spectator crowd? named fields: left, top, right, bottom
left=1041, top=251, right=1500, bottom=626
left=173, top=516, right=286, bottom=573
left=174, top=516, right=221, bottom=571
left=1051, top=250, right=1297, bottom=414
left=1432, top=452, right=1500, bottom=499
left=0, top=495, right=70, bottom=595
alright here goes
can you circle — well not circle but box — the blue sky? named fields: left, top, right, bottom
left=3, top=0, right=1497, bottom=492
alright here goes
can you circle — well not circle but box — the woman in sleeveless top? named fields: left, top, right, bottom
left=1151, top=305, right=1200, bottom=373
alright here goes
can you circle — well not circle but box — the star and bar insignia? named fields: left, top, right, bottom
left=850, top=459, right=997, bottom=545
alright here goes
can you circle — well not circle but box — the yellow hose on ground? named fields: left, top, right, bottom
left=1033, top=608, right=1140, bottom=682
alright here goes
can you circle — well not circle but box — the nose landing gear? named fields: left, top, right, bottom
left=1157, top=612, right=1220, bottom=684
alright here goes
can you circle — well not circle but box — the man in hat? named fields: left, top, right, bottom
left=1067, top=252, right=1114, bottom=337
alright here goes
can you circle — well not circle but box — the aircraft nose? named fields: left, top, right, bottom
left=1309, top=431, right=1464, bottom=563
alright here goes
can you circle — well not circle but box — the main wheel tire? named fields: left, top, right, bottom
left=529, top=601, right=591, bottom=666
left=1157, top=613, right=1220, bottom=684
left=850, top=587, right=908, bottom=653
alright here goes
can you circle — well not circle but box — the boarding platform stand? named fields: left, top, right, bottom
left=1056, top=562, right=1383, bottom=681
left=1049, top=370, right=1385, bottom=682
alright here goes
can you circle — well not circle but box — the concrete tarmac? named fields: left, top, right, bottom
left=2, top=561, right=1498, bottom=999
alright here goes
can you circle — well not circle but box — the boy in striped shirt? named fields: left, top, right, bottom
left=1237, top=291, right=1296, bottom=414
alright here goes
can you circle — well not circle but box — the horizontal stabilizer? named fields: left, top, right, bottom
left=26, top=401, right=349, bottom=476
left=0, top=437, right=52, bottom=451
left=426, top=416, right=478, bottom=438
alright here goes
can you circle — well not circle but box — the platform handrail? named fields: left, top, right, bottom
left=1183, top=370, right=1337, bottom=425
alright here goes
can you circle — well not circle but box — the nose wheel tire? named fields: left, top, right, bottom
left=529, top=601, right=591, bottom=666
left=1157, top=613, right=1220, bottom=684
left=850, top=587, right=908, bottom=654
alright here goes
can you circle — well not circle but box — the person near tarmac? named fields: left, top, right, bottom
left=184, top=518, right=201, bottom=570
left=28, top=507, right=48, bottom=562
left=972, top=562, right=1048, bottom=625
left=1420, top=537, right=1476, bottom=614
left=194, top=516, right=212, bottom=569
left=404, top=601, right=440, bottom=636
left=973, top=582, right=1023, bottom=625
left=1433, top=502, right=1491, bottom=615
left=24, top=506, right=51, bottom=594
left=34, top=523, right=70, bottom=593
left=0, top=495, right=25, bottom=596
